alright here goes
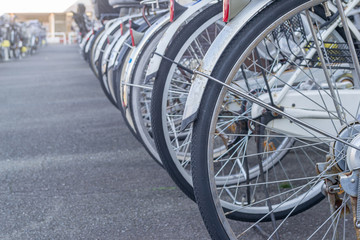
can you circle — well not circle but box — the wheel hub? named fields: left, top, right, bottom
left=334, top=123, right=360, bottom=171
left=347, top=134, right=360, bottom=171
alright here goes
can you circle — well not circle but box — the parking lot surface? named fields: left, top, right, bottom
left=0, top=45, right=209, bottom=240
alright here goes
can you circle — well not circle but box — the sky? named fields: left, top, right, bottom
left=0, top=0, right=78, bottom=14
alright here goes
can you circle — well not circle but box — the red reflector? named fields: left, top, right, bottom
left=170, top=0, right=174, bottom=22
left=129, top=20, right=135, bottom=46
left=223, top=0, right=229, bottom=22
left=107, top=37, right=110, bottom=44
left=120, top=23, right=123, bottom=35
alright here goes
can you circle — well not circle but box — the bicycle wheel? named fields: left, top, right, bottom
left=150, top=2, right=224, bottom=200
left=88, top=25, right=105, bottom=75
left=80, top=30, right=93, bottom=60
left=111, top=28, right=147, bottom=143
left=89, top=19, right=119, bottom=78
left=106, top=32, right=130, bottom=105
left=111, top=17, right=159, bottom=144
left=106, top=17, right=148, bottom=107
left=84, top=30, right=97, bottom=61
left=100, top=27, right=122, bottom=90
left=127, top=22, right=169, bottom=165
left=192, top=0, right=359, bottom=239
left=94, top=19, right=122, bottom=83
left=98, top=29, right=122, bottom=104
left=95, top=21, right=123, bottom=108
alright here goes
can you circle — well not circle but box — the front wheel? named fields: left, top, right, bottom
left=192, top=0, right=359, bottom=239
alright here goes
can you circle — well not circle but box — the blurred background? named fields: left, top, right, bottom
left=0, top=0, right=93, bottom=44
left=0, top=0, right=192, bottom=45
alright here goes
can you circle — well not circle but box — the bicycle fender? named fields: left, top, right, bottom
left=85, top=33, right=96, bottom=54
left=108, top=31, right=130, bottom=69
left=124, top=14, right=170, bottom=88
left=101, top=30, right=123, bottom=76
left=122, top=14, right=170, bottom=124
left=227, top=0, right=251, bottom=22
left=181, top=0, right=274, bottom=130
left=80, top=30, right=93, bottom=50
left=94, top=18, right=123, bottom=64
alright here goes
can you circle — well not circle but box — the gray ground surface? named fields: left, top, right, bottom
left=0, top=45, right=210, bottom=240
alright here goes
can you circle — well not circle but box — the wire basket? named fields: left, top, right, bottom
left=270, top=13, right=360, bottom=67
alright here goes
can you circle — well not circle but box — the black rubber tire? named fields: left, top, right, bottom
left=191, top=1, right=325, bottom=238
left=151, top=2, right=223, bottom=201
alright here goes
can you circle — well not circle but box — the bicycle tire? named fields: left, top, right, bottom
left=191, top=0, right=355, bottom=238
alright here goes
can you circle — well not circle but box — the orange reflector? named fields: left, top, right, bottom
left=263, top=141, right=276, bottom=152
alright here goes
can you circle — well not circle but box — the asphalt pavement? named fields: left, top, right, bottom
left=0, top=45, right=209, bottom=240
